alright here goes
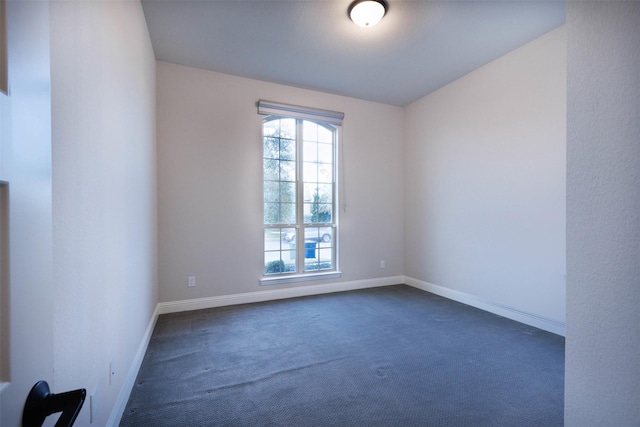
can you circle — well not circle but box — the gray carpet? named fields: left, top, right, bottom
left=120, top=285, right=564, bottom=426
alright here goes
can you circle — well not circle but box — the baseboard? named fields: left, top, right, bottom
left=404, top=276, right=566, bottom=336
left=107, top=304, right=160, bottom=427
left=158, top=276, right=405, bottom=315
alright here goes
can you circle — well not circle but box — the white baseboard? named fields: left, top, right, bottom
left=404, top=276, right=565, bottom=336
left=158, top=276, right=405, bottom=315
left=107, top=304, right=160, bottom=427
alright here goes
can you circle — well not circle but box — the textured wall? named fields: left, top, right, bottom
left=565, top=2, right=640, bottom=425
left=156, top=62, right=404, bottom=303
left=404, top=27, right=566, bottom=325
left=50, top=1, right=157, bottom=425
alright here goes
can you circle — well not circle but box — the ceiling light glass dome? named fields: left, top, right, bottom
left=349, top=0, right=388, bottom=28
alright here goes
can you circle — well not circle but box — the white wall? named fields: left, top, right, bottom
left=157, top=62, right=404, bottom=303
left=404, top=27, right=566, bottom=331
left=50, top=1, right=157, bottom=426
left=0, top=2, right=54, bottom=426
left=565, top=2, right=640, bottom=425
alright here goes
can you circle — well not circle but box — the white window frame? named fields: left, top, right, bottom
left=258, top=101, right=343, bottom=285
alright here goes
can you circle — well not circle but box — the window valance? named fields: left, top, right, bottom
left=257, top=100, right=344, bottom=126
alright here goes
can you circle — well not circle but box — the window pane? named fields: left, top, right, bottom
left=281, top=227, right=296, bottom=244
left=303, top=140, right=317, bottom=163
left=263, top=136, right=280, bottom=159
left=318, top=248, right=333, bottom=268
left=305, top=227, right=319, bottom=241
left=318, top=227, right=333, bottom=246
left=279, top=203, right=296, bottom=224
left=265, top=252, right=294, bottom=275
left=303, top=162, right=318, bottom=183
left=318, top=164, right=332, bottom=183
left=263, top=159, right=279, bottom=181
left=264, top=181, right=279, bottom=203
left=280, top=138, right=295, bottom=161
left=303, top=184, right=331, bottom=201
left=316, top=184, right=332, bottom=202
left=318, top=126, right=332, bottom=143
left=264, top=252, right=282, bottom=274
left=263, top=121, right=278, bottom=137
left=318, top=142, right=333, bottom=164
left=303, top=184, right=316, bottom=203
left=317, top=204, right=332, bottom=223
left=279, top=160, right=296, bottom=181
left=304, top=248, right=333, bottom=272
left=264, top=228, right=281, bottom=250
left=304, top=202, right=331, bottom=224
left=280, top=118, right=296, bottom=139
left=282, top=252, right=296, bottom=270
left=302, top=227, right=333, bottom=243
left=303, top=120, right=318, bottom=141
left=264, top=228, right=297, bottom=275
left=264, top=203, right=279, bottom=224
left=303, top=203, right=312, bottom=223
left=280, top=182, right=296, bottom=203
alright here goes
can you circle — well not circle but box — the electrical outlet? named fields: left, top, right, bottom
left=380, top=260, right=385, bottom=269
left=188, top=276, right=196, bottom=287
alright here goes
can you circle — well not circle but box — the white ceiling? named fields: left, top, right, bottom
left=141, top=0, right=566, bottom=107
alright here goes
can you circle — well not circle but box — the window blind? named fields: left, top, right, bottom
left=257, top=100, right=344, bottom=126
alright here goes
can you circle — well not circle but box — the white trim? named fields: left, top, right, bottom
left=158, top=276, right=404, bottom=315
left=106, top=304, right=160, bottom=427
left=403, top=276, right=566, bottom=336
left=260, top=271, right=342, bottom=286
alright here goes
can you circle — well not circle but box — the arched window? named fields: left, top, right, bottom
left=262, top=115, right=339, bottom=278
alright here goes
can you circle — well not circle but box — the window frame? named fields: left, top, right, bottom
left=260, top=115, right=341, bottom=284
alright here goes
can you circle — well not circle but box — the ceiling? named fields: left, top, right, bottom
left=141, top=0, right=566, bottom=107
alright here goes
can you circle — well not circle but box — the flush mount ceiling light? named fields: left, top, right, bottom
left=348, top=0, right=388, bottom=28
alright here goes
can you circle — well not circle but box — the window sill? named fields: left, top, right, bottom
left=260, top=271, right=342, bottom=286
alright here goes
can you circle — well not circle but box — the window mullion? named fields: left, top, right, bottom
left=296, top=119, right=304, bottom=273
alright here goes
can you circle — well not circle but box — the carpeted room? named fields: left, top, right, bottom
left=4, top=1, right=638, bottom=427
left=132, top=0, right=569, bottom=425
